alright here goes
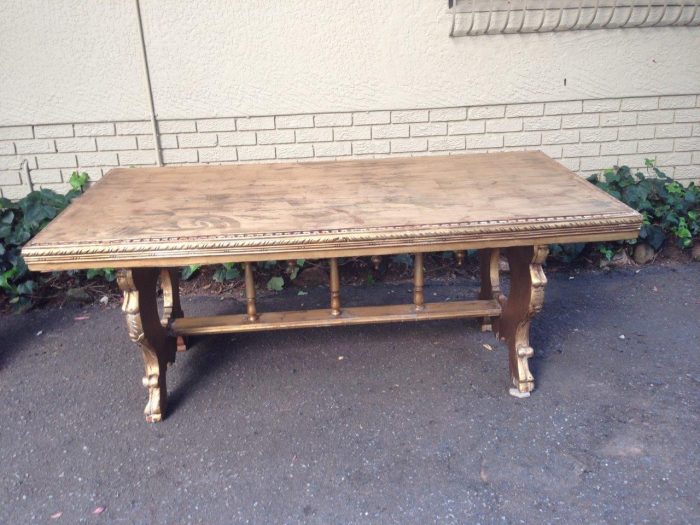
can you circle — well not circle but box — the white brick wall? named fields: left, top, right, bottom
left=1, top=94, right=699, bottom=198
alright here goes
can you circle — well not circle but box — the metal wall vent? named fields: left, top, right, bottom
left=449, top=1, right=700, bottom=36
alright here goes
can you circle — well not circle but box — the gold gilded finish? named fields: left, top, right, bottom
left=495, top=245, right=549, bottom=397
left=22, top=152, right=644, bottom=421
left=159, top=268, right=187, bottom=352
left=117, top=268, right=177, bottom=423
left=244, top=262, right=258, bottom=322
left=171, top=299, right=502, bottom=335
left=479, top=248, right=505, bottom=333
left=329, top=258, right=341, bottom=316
left=413, top=252, right=425, bottom=311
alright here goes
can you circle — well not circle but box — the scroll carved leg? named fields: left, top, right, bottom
left=118, top=268, right=177, bottom=422
left=159, top=268, right=187, bottom=352
left=496, top=245, right=548, bottom=398
left=479, top=248, right=505, bottom=333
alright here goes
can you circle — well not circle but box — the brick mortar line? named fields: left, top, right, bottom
left=0, top=93, right=697, bottom=128
left=1, top=101, right=699, bottom=196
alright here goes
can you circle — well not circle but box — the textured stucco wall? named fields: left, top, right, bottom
left=1, top=0, right=700, bottom=125
left=1, top=1, right=699, bottom=198
left=0, top=1, right=148, bottom=125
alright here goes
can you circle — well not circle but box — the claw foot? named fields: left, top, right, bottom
left=142, top=373, right=166, bottom=423
left=509, top=388, right=531, bottom=399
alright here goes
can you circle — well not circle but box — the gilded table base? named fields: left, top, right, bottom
left=480, top=245, right=549, bottom=397
left=118, top=246, right=548, bottom=422
left=117, top=268, right=183, bottom=423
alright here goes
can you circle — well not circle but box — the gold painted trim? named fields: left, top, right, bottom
left=23, top=212, right=641, bottom=270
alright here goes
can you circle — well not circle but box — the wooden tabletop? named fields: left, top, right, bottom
left=23, top=151, right=641, bottom=270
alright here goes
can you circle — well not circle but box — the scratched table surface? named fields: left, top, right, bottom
left=22, top=151, right=641, bottom=270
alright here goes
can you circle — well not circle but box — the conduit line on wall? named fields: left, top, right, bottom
left=134, top=0, right=162, bottom=166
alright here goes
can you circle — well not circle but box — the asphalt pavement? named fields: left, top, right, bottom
left=1, top=263, right=699, bottom=524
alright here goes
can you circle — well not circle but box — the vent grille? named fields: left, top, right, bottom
left=449, top=1, right=700, bottom=36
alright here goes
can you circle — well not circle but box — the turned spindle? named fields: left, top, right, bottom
left=329, top=258, right=341, bottom=316
left=455, top=250, right=465, bottom=267
left=244, top=262, right=258, bottom=322
left=371, top=255, right=382, bottom=270
left=414, top=252, right=425, bottom=311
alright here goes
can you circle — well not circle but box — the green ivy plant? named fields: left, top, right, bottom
left=552, top=162, right=699, bottom=263
left=596, top=244, right=615, bottom=262
left=213, top=262, right=240, bottom=282
left=181, top=264, right=201, bottom=281
left=266, top=276, right=284, bottom=291
left=179, top=259, right=307, bottom=292
left=85, top=268, right=117, bottom=282
left=588, top=161, right=699, bottom=250
left=0, top=172, right=92, bottom=309
left=286, top=259, right=305, bottom=281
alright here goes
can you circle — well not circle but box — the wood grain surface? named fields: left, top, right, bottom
left=23, top=152, right=641, bottom=270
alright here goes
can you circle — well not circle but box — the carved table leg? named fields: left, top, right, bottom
left=496, top=245, right=548, bottom=398
left=159, top=268, right=187, bottom=352
left=479, top=248, right=505, bottom=333
left=118, top=268, right=177, bottom=422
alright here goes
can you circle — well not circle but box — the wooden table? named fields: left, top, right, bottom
left=23, top=151, right=641, bottom=422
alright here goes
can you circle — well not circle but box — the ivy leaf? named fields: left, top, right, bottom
left=212, top=268, right=225, bottom=282
left=641, top=224, right=665, bottom=251
left=604, top=170, right=621, bottom=184
left=622, top=185, right=649, bottom=210
left=213, top=263, right=240, bottom=282
left=266, top=276, right=285, bottom=291
left=224, top=265, right=240, bottom=280
left=0, top=269, right=17, bottom=291
left=69, top=172, right=89, bottom=192
left=16, top=280, right=36, bottom=296
left=10, top=223, right=31, bottom=245
left=84, top=268, right=116, bottom=282
left=564, top=243, right=586, bottom=262
left=289, top=266, right=300, bottom=280
left=181, top=264, right=201, bottom=281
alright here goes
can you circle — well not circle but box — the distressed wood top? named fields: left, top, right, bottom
left=23, top=151, right=641, bottom=270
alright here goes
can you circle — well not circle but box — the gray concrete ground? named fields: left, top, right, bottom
left=0, top=264, right=699, bottom=524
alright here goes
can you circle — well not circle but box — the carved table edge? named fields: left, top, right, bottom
left=23, top=214, right=641, bottom=268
